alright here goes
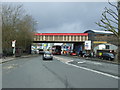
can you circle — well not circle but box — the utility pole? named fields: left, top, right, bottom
left=0, top=3, right=2, bottom=59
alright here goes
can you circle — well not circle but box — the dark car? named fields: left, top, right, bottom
left=101, top=53, right=114, bottom=60
left=79, top=51, right=90, bottom=57
left=79, top=51, right=87, bottom=57
left=43, top=51, right=53, bottom=60
left=39, top=49, right=44, bottom=54
left=83, top=53, right=90, bottom=57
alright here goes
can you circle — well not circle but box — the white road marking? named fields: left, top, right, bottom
left=66, top=60, right=74, bottom=63
left=93, top=62, right=102, bottom=65
left=4, top=64, right=18, bottom=70
left=78, top=61, right=86, bottom=64
left=66, top=62, right=119, bottom=80
left=7, top=66, right=14, bottom=69
left=54, top=56, right=119, bottom=80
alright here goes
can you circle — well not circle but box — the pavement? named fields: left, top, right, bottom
left=0, top=54, right=39, bottom=64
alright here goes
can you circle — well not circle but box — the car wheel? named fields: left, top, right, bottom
left=108, top=58, right=111, bottom=61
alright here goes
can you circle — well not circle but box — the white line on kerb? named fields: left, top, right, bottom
left=65, top=62, right=119, bottom=80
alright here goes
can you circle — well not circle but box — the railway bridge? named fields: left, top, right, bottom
left=33, top=33, right=88, bottom=43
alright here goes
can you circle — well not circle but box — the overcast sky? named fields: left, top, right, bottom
left=8, top=2, right=117, bottom=33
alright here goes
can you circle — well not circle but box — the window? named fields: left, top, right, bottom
left=81, top=36, right=83, bottom=41
left=71, top=36, right=73, bottom=41
left=106, top=45, right=109, bottom=49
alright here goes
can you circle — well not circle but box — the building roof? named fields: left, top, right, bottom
left=35, top=33, right=88, bottom=36
left=84, top=30, right=113, bottom=34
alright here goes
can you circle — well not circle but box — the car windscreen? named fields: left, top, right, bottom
left=107, top=53, right=114, bottom=56
left=44, top=52, right=52, bottom=55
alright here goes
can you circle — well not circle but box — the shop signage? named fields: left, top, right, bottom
left=85, top=41, right=91, bottom=50
left=93, top=41, right=107, bottom=44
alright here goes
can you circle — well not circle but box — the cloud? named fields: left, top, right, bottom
left=10, top=2, right=117, bottom=33
left=39, top=22, right=87, bottom=33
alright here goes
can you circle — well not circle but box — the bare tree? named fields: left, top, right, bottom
left=2, top=4, right=37, bottom=55
left=96, top=1, right=120, bottom=63
left=2, top=4, right=24, bottom=50
left=16, top=15, right=37, bottom=52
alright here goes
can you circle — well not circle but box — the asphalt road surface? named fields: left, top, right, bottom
left=2, top=55, right=119, bottom=88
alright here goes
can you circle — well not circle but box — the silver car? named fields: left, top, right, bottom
left=43, top=51, right=53, bottom=60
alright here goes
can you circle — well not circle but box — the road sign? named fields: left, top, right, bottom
left=85, top=41, right=91, bottom=50
left=12, top=40, right=16, bottom=47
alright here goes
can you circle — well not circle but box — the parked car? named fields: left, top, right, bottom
left=101, top=53, right=114, bottom=60
left=70, top=51, right=77, bottom=56
left=79, top=51, right=87, bottom=57
left=79, top=51, right=90, bottom=57
left=43, top=51, right=53, bottom=60
left=83, top=53, right=90, bottom=57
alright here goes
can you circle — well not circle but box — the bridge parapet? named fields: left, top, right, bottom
left=34, top=33, right=88, bottom=42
